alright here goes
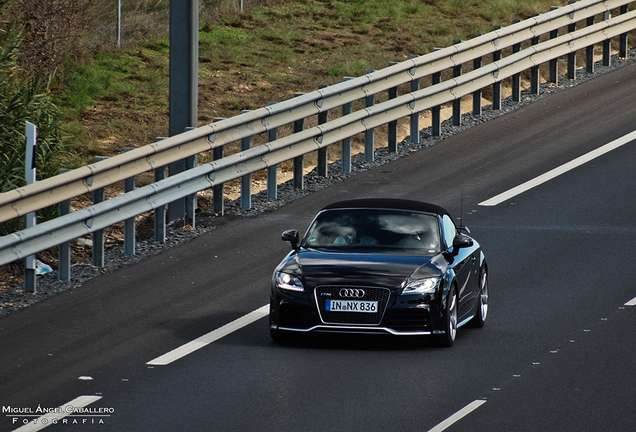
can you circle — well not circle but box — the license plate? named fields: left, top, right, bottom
left=326, top=300, right=378, bottom=313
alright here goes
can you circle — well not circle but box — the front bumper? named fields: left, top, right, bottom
left=273, top=324, right=434, bottom=336
left=271, top=285, right=444, bottom=336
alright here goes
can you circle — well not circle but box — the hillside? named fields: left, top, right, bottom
left=1, top=0, right=574, bottom=288
left=58, top=0, right=570, bottom=167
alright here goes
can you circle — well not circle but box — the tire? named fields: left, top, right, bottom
left=436, top=285, right=458, bottom=347
left=470, top=267, right=488, bottom=328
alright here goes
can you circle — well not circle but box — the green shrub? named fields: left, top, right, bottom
left=0, top=15, right=70, bottom=234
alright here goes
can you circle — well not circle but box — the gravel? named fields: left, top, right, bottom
left=1, top=50, right=634, bottom=319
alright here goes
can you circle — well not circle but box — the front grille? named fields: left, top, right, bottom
left=314, top=286, right=390, bottom=325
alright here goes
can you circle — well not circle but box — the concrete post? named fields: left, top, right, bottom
left=168, top=0, right=198, bottom=222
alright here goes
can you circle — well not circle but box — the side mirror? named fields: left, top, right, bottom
left=452, top=234, right=473, bottom=250
left=281, top=229, right=300, bottom=251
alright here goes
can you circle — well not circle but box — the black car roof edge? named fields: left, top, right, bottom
left=321, top=198, right=450, bottom=216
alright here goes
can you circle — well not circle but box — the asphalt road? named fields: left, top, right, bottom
left=1, top=63, right=635, bottom=432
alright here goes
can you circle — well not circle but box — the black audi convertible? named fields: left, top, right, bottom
left=269, top=198, right=488, bottom=346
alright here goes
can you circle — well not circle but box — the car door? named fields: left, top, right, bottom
left=441, top=215, right=478, bottom=321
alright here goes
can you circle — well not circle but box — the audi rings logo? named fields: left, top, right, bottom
left=339, top=288, right=365, bottom=298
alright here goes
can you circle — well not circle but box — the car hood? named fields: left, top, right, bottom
left=280, top=248, right=445, bottom=290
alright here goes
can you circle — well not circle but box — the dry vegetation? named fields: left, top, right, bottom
left=49, top=0, right=574, bottom=163
left=6, top=0, right=605, bottom=288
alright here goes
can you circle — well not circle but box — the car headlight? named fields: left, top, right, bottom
left=275, top=272, right=305, bottom=292
left=400, top=277, right=440, bottom=295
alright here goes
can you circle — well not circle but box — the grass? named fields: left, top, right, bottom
left=53, top=0, right=575, bottom=167
left=2, top=0, right=615, bottom=287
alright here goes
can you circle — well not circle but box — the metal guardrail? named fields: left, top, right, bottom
left=1, top=0, right=635, bottom=268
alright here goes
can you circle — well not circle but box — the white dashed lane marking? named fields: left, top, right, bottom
left=427, top=400, right=488, bottom=432
left=479, top=130, right=636, bottom=206
left=147, top=305, right=269, bottom=366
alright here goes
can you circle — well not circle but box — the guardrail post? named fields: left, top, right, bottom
left=585, top=16, right=595, bottom=73
left=241, top=110, right=254, bottom=207
left=154, top=138, right=166, bottom=243
left=567, top=7, right=576, bottom=80
left=92, top=156, right=109, bottom=268
left=316, top=87, right=329, bottom=176
left=10, top=4, right=636, bottom=273
left=212, top=118, right=225, bottom=215
left=24, top=122, right=37, bottom=293
left=364, top=70, right=375, bottom=162
left=512, top=21, right=521, bottom=102
left=472, top=34, right=482, bottom=116
left=58, top=169, right=71, bottom=282
left=291, top=97, right=304, bottom=189
left=549, top=10, right=560, bottom=83
left=409, top=55, right=420, bottom=144
left=267, top=102, right=279, bottom=199
left=452, top=42, right=463, bottom=125
left=492, top=28, right=502, bottom=110
left=602, top=11, right=611, bottom=66
left=168, top=163, right=185, bottom=222
left=431, top=48, right=442, bottom=137
left=531, top=20, right=541, bottom=94
left=620, top=5, right=629, bottom=58
left=387, top=65, right=398, bottom=153
left=184, top=127, right=198, bottom=228
left=124, top=148, right=136, bottom=254
left=341, top=78, right=353, bottom=172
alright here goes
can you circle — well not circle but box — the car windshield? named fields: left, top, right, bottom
left=303, top=208, right=441, bottom=254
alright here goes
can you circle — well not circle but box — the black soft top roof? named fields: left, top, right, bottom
left=322, top=198, right=450, bottom=217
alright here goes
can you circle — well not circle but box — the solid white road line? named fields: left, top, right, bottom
left=427, top=399, right=487, bottom=432
left=625, top=296, right=636, bottom=306
left=12, top=395, right=103, bottom=432
left=147, top=304, right=269, bottom=366
left=479, top=130, right=636, bottom=207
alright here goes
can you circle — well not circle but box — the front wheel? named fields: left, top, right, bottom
left=470, top=267, right=488, bottom=328
left=436, top=286, right=458, bottom=347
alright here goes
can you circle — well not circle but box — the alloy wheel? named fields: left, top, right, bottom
left=448, top=290, right=458, bottom=342
left=480, top=270, right=489, bottom=322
